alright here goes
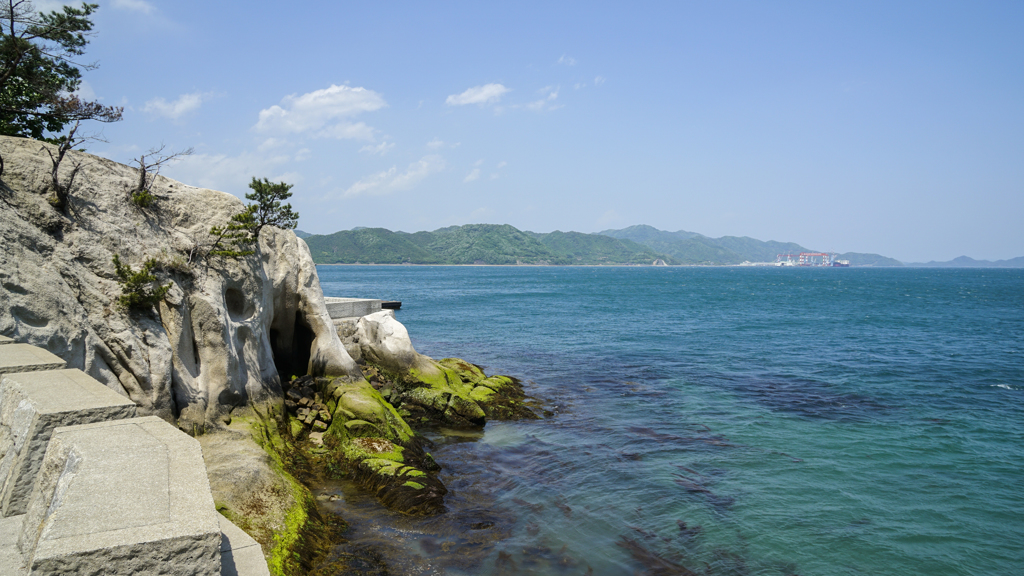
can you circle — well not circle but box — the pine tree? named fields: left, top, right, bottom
left=245, top=177, right=299, bottom=237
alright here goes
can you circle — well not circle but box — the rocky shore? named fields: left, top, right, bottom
left=0, top=135, right=539, bottom=575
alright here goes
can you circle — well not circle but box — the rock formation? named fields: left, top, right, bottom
left=0, top=135, right=360, bottom=432
left=344, top=311, right=538, bottom=426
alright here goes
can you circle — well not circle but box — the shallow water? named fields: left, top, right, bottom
left=318, top=266, right=1024, bottom=575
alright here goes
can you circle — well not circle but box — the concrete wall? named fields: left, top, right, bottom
left=0, top=340, right=270, bottom=576
left=323, top=297, right=382, bottom=319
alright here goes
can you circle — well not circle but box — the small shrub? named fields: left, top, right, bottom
left=112, top=255, right=171, bottom=311
left=131, top=188, right=156, bottom=208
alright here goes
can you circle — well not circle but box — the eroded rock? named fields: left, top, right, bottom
left=0, top=136, right=361, bottom=433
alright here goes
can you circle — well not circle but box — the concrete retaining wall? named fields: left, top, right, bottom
left=323, top=297, right=382, bottom=319
left=0, top=340, right=270, bottom=576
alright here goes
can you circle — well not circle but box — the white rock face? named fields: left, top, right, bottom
left=353, top=311, right=436, bottom=374
left=0, top=136, right=360, bottom=430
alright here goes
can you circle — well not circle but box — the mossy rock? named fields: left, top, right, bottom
left=203, top=405, right=344, bottom=576
left=438, top=357, right=487, bottom=383
left=310, top=377, right=446, bottom=515
left=377, top=357, right=536, bottom=428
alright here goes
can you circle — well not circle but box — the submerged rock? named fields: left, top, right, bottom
left=282, top=374, right=447, bottom=515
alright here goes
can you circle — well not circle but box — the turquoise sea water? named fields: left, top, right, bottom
left=316, top=266, right=1023, bottom=576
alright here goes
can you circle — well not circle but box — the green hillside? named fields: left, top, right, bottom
left=302, top=224, right=675, bottom=265
left=301, top=223, right=902, bottom=266
left=304, top=228, right=440, bottom=264
left=836, top=252, right=904, bottom=267
left=424, top=224, right=552, bottom=264
left=538, top=231, right=675, bottom=264
left=599, top=225, right=901, bottom=266
left=712, top=236, right=809, bottom=263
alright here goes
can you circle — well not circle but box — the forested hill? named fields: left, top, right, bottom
left=599, top=225, right=903, bottom=266
left=301, top=223, right=904, bottom=266
left=303, top=224, right=674, bottom=265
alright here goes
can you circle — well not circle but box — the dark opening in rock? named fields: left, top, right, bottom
left=224, top=287, right=251, bottom=321
left=270, top=312, right=316, bottom=380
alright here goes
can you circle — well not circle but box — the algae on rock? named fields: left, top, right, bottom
left=283, top=375, right=447, bottom=515
left=343, top=311, right=538, bottom=429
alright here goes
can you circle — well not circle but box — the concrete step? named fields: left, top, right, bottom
left=219, top=515, right=270, bottom=576
left=0, top=335, right=14, bottom=345
left=1, top=369, right=138, bottom=517
left=17, top=417, right=223, bottom=575
left=0, top=345, right=65, bottom=375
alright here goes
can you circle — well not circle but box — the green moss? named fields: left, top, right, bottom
left=407, top=365, right=451, bottom=389
left=234, top=410, right=319, bottom=576
left=289, top=416, right=304, bottom=438
left=438, top=358, right=486, bottom=383
left=403, top=481, right=425, bottom=490
left=479, top=375, right=513, bottom=391
left=470, top=385, right=496, bottom=403
left=341, top=439, right=405, bottom=463
left=360, top=457, right=404, bottom=476
left=266, top=474, right=311, bottom=576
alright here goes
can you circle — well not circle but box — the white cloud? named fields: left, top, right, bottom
left=426, top=138, right=460, bottom=149
left=33, top=1, right=79, bottom=13
left=474, top=159, right=484, bottom=166
left=257, top=137, right=289, bottom=152
left=317, top=121, right=376, bottom=140
left=73, top=80, right=96, bottom=101
left=163, top=151, right=292, bottom=193
left=360, top=141, right=395, bottom=155
left=594, top=76, right=607, bottom=85
left=255, top=84, right=386, bottom=140
left=112, top=0, right=155, bottom=13
left=144, top=92, right=207, bottom=120
left=463, top=168, right=481, bottom=183
left=343, top=155, right=445, bottom=197
left=446, top=83, right=510, bottom=106
left=496, top=161, right=507, bottom=168
left=557, top=55, right=577, bottom=66
left=523, top=86, right=560, bottom=111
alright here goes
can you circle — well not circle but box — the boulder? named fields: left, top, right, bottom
left=0, top=136, right=361, bottom=432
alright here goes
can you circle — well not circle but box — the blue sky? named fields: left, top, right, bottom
left=49, top=0, right=1024, bottom=262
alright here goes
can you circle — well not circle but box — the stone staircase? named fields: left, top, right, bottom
left=0, top=335, right=270, bottom=576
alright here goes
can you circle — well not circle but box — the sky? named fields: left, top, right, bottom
left=40, top=0, right=1024, bottom=262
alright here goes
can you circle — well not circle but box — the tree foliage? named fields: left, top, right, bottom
left=209, top=205, right=257, bottom=258
left=0, top=1, right=122, bottom=140
left=246, top=177, right=298, bottom=236
left=112, top=254, right=170, bottom=311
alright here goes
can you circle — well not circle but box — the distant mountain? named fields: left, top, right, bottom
left=834, top=252, right=904, bottom=267
left=294, top=229, right=312, bottom=239
left=906, top=256, right=1024, bottom=268
left=305, top=228, right=440, bottom=264
left=301, top=223, right=906, bottom=266
left=599, top=224, right=902, bottom=266
left=303, top=224, right=674, bottom=265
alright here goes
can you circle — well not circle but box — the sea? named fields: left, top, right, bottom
left=316, top=265, right=1023, bottom=576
